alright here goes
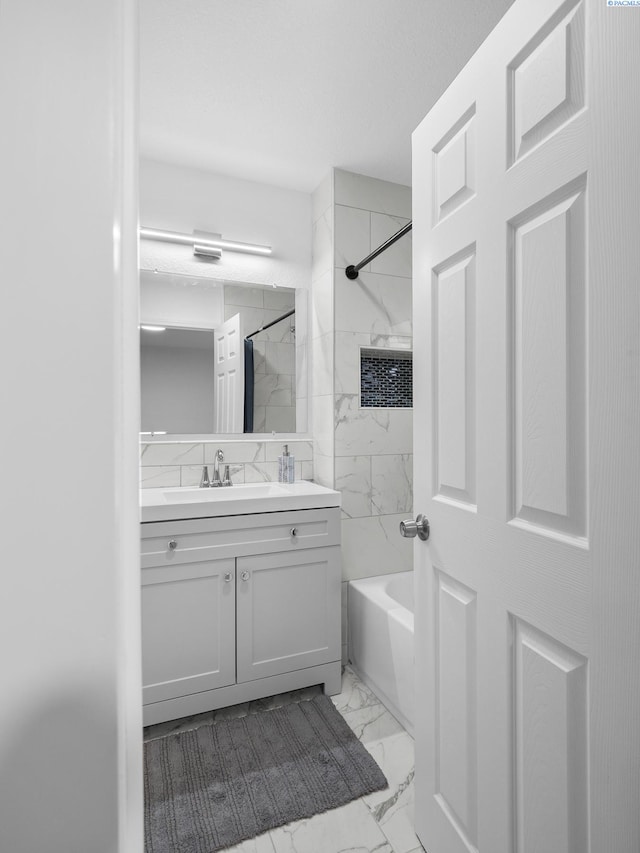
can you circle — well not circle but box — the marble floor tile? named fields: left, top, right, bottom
left=331, top=665, right=380, bottom=714
left=269, top=798, right=391, bottom=853
left=225, top=832, right=276, bottom=853
left=341, top=701, right=405, bottom=745
left=363, top=731, right=419, bottom=853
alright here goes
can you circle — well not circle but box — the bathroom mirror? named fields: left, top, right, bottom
left=140, top=269, right=305, bottom=435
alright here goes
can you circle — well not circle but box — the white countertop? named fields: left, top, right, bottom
left=140, top=480, right=341, bottom=523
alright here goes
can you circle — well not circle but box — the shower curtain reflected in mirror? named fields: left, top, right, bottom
left=244, top=338, right=254, bottom=433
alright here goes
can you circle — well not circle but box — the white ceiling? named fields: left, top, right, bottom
left=139, top=0, right=515, bottom=193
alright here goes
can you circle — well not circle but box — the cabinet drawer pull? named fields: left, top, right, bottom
left=224, top=572, right=233, bottom=583
left=168, top=539, right=178, bottom=551
left=241, top=571, right=250, bottom=582
left=290, top=527, right=298, bottom=537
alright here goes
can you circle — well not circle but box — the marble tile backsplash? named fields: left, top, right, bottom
left=140, top=440, right=314, bottom=488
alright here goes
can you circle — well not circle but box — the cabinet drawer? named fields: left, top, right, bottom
left=141, top=507, right=340, bottom=567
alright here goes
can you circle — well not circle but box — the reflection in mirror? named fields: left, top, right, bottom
left=141, top=327, right=215, bottom=433
left=139, top=270, right=301, bottom=435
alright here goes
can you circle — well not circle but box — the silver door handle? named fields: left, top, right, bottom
left=399, top=515, right=430, bottom=541
left=224, top=572, right=233, bottom=583
left=168, top=539, right=178, bottom=550
left=241, top=571, right=250, bottom=582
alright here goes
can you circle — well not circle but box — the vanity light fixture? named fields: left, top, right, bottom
left=139, top=226, right=272, bottom=259
left=140, top=324, right=167, bottom=332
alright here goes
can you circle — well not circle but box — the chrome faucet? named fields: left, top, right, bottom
left=212, top=449, right=224, bottom=487
left=199, top=450, right=232, bottom=487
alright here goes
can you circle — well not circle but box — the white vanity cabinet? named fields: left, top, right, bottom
left=141, top=507, right=341, bottom=725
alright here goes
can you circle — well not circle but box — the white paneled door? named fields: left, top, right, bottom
left=411, top=1, right=640, bottom=852
left=213, top=312, right=244, bottom=433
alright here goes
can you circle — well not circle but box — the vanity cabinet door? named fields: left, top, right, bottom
left=235, top=546, right=341, bottom=683
left=142, top=557, right=236, bottom=704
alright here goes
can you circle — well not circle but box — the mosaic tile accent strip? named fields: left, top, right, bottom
left=360, top=349, right=413, bottom=408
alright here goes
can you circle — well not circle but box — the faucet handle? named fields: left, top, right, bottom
left=199, top=465, right=210, bottom=488
left=223, top=464, right=232, bottom=487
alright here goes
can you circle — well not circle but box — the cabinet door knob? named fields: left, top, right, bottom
left=168, top=539, right=178, bottom=550
left=224, top=572, right=233, bottom=583
left=290, top=527, right=298, bottom=537
left=241, top=571, right=250, bottom=582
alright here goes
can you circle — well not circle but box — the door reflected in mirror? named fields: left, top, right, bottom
left=139, top=270, right=301, bottom=435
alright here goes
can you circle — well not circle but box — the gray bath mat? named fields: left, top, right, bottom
left=144, top=693, right=388, bottom=853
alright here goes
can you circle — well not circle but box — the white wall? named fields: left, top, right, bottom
left=0, top=3, right=141, bottom=852
left=140, top=158, right=312, bottom=291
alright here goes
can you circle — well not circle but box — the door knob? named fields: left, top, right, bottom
left=224, top=572, right=233, bottom=583
left=241, top=571, right=250, bottom=582
left=399, top=514, right=430, bottom=541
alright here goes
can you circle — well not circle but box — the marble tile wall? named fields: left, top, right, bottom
left=310, top=169, right=414, bottom=587
left=332, top=169, right=414, bottom=583
left=140, top=440, right=314, bottom=488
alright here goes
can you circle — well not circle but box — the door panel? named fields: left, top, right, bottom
left=510, top=179, right=587, bottom=538
left=213, top=311, right=244, bottom=433
left=412, top=1, right=640, bottom=851
left=433, top=105, right=476, bottom=223
left=433, top=247, right=476, bottom=507
left=513, top=618, right=588, bottom=853
left=435, top=572, right=478, bottom=851
left=508, top=1, right=585, bottom=166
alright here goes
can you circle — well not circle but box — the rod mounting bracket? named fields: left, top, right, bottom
left=345, top=265, right=359, bottom=280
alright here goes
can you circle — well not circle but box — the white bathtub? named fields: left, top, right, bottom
left=348, top=571, right=414, bottom=736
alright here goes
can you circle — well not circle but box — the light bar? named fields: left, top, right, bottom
left=139, top=226, right=272, bottom=257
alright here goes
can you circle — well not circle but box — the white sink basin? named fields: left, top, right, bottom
left=166, top=483, right=289, bottom=502
left=141, top=480, right=341, bottom=522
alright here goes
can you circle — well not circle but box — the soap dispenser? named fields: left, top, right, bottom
left=279, top=444, right=295, bottom=483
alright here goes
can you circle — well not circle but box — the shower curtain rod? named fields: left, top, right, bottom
left=345, top=220, right=412, bottom=280
left=245, top=308, right=295, bottom=340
